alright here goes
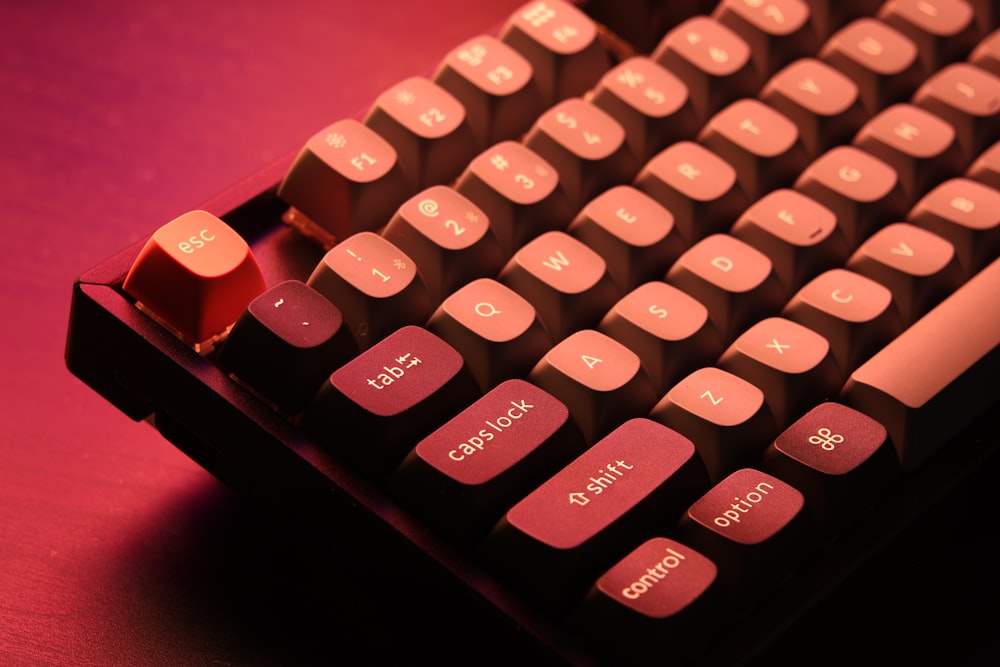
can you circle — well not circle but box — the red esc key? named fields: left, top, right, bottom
left=122, top=210, right=266, bottom=347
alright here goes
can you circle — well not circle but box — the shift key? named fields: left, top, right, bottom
left=481, top=418, right=708, bottom=612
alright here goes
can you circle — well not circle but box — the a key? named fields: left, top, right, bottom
left=794, top=145, right=910, bottom=248
left=877, top=0, right=980, bottom=72
left=482, top=418, right=708, bottom=611
left=524, top=97, right=639, bottom=209
left=277, top=119, right=410, bottom=243
left=634, top=141, right=748, bottom=245
left=499, top=230, right=620, bottom=342
left=433, top=35, right=544, bottom=147
left=666, top=233, right=787, bottom=344
left=391, top=379, right=584, bottom=545
left=783, top=268, right=903, bottom=375
left=599, top=281, right=725, bottom=395
left=652, top=16, right=759, bottom=125
left=712, top=0, right=815, bottom=81
left=906, top=177, right=1000, bottom=276
left=650, top=367, right=778, bottom=483
left=912, top=63, right=1000, bottom=162
left=847, top=222, right=964, bottom=325
left=758, top=57, right=868, bottom=158
left=426, top=278, right=551, bottom=391
left=529, top=329, right=657, bottom=444
left=819, top=18, right=923, bottom=113
left=843, top=257, right=1000, bottom=470
left=730, top=188, right=849, bottom=293
left=571, top=537, right=731, bottom=665
left=590, top=57, right=700, bottom=163
left=305, top=232, right=433, bottom=349
left=499, top=0, right=611, bottom=107
left=760, top=402, right=899, bottom=536
left=363, top=76, right=481, bottom=191
left=455, top=140, right=572, bottom=256
left=301, top=325, right=478, bottom=477
left=122, top=210, right=266, bottom=347
left=218, top=280, right=357, bottom=414
left=718, top=316, right=843, bottom=429
left=381, top=185, right=505, bottom=303
left=698, top=98, right=809, bottom=201
left=567, top=185, right=687, bottom=294
left=852, top=103, right=966, bottom=200
left=678, top=468, right=813, bottom=604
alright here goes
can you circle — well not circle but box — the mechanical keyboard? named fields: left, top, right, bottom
left=66, top=0, right=1000, bottom=663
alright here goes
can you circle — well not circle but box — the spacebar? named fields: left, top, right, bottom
left=843, top=257, right=1000, bottom=471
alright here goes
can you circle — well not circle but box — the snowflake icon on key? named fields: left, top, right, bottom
left=324, top=132, right=347, bottom=148
left=395, top=90, right=417, bottom=106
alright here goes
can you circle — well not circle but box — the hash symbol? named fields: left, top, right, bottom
left=491, top=154, right=510, bottom=171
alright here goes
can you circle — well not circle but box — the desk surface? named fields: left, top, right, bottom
left=3, top=2, right=1000, bottom=665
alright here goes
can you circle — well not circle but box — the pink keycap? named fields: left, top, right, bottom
left=679, top=468, right=812, bottom=602
left=794, top=145, right=909, bottom=248
left=912, top=63, right=1000, bottom=161
left=301, top=325, right=477, bottom=476
left=306, top=232, right=433, bottom=349
left=524, top=97, right=638, bottom=209
left=698, top=98, right=809, bottom=200
left=718, top=316, right=842, bottom=428
left=499, top=0, right=611, bottom=106
left=712, top=0, right=815, bottom=80
left=499, top=231, right=620, bottom=341
left=906, top=177, right=1000, bottom=276
left=122, top=210, right=267, bottom=347
left=847, top=222, right=964, bottom=324
left=759, top=58, right=868, bottom=158
left=819, top=18, right=923, bottom=113
left=590, top=56, right=699, bottom=162
left=434, top=35, right=544, bottom=146
left=455, top=140, right=572, bottom=255
left=761, top=402, right=898, bottom=534
left=381, top=185, right=505, bottom=303
left=782, top=268, right=903, bottom=375
left=392, top=379, right=584, bottom=544
left=730, top=188, right=849, bottom=292
left=853, top=103, right=965, bottom=200
left=529, top=329, right=658, bottom=444
left=666, top=233, right=787, bottom=344
left=650, top=367, right=778, bottom=483
left=877, top=0, right=980, bottom=72
left=635, top=141, right=748, bottom=245
left=277, top=119, right=411, bottom=242
left=967, top=138, right=1000, bottom=190
left=599, top=281, right=724, bottom=395
left=652, top=16, right=759, bottom=124
left=568, top=185, right=687, bottom=293
left=364, top=76, right=480, bottom=191
left=483, top=418, right=708, bottom=610
left=426, top=278, right=550, bottom=391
